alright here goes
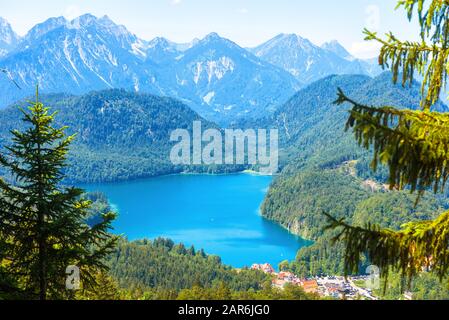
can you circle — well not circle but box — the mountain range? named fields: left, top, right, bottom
left=0, top=14, right=381, bottom=124
left=250, top=34, right=380, bottom=84
left=0, top=17, right=19, bottom=58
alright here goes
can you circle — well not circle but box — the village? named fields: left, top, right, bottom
left=251, top=263, right=379, bottom=300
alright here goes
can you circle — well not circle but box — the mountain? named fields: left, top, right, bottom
left=0, top=89, right=228, bottom=183
left=164, top=32, right=301, bottom=124
left=358, top=57, right=383, bottom=77
left=250, top=34, right=381, bottom=84
left=0, top=16, right=301, bottom=125
left=321, top=40, right=353, bottom=60
left=321, top=40, right=383, bottom=77
left=270, top=72, right=448, bottom=171
left=1, top=15, right=390, bottom=125
left=0, top=14, right=163, bottom=108
left=145, top=37, right=199, bottom=64
left=145, top=37, right=181, bottom=64
left=0, top=17, right=19, bottom=58
left=18, top=16, right=67, bottom=46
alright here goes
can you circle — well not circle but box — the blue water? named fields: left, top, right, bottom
left=82, top=173, right=310, bottom=268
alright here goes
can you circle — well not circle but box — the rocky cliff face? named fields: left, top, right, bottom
left=0, top=17, right=19, bottom=58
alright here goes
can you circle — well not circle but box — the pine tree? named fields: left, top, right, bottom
left=76, top=272, right=122, bottom=300
left=0, top=88, right=117, bottom=300
left=326, top=0, right=449, bottom=288
left=214, top=282, right=232, bottom=300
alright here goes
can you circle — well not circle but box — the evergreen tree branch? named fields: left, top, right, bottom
left=336, top=88, right=449, bottom=195
left=324, top=211, right=449, bottom=287
left=363, top=28, right=448, bottom=109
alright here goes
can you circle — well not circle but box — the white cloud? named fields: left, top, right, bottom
left=365, top=4, right=380, bottom=30
left=171, top=0, right=182, bottom=5
left=237, top=8, right=249, bottom=14
left=65, top=5, right=81, bottom=20
left=349, top=41, right=382, bottom=59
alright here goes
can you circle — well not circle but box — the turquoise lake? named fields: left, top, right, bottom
left=83, top=173, right=310, bottom=268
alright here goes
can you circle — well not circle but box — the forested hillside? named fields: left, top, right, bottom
left=103, top=238, right=318, bottom=300
left=108, top=238, right=268, bottom=292
left=0, top=89, right=242, bottom=183
left=262, top=72, right=449, bottom=229
left=271, top=72, right=448, bottom=171
left=260, top=73, right=449, bottom=297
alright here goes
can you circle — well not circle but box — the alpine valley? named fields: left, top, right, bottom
left=1, top=13, right=448, bottom=301
left=0, top=14, right=381, bottom=125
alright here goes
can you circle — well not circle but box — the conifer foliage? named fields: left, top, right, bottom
left=0, top=88, right=117, bottom=300
left=328, top=0, right=449, bottom=285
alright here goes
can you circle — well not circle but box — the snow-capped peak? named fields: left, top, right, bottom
left=251, top=33, right=378, bottom=83
left=0, top=16, right=20, bottom=56
left=321, top=40, right=354, bottom=60
left=253, top=33, right=319, bottom=57
left=276, top=34, right=316, bottom=47
left=23, top=16, right=67, bottom=42
left=199, top=32, right=241, bottom=48
left=203, top=32, right=221, bottom=41
left=67, top=14, right=129, bottom=36
left=148, top=37, right=174, bottom=50
left=0, top=17, right=11, bottom=27
left=71, top=13, right=98, bottom=27
left=98, top=15, right=116, bottom=27
left=194, top=32, right=244, bottom=53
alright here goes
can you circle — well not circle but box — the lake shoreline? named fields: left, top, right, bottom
left=79, top=169, right=277, bottom=188
left=82, top=174, right=308, bottom=268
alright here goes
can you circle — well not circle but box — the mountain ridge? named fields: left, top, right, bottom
left=250, top=33, right=381, bottom=83
left=0, top=17, right=20, bottom=58
left=0, top=14, right=380, bottom=124
left=0, top=15, right=299, bottom=124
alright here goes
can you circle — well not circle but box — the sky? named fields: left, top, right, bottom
left=0, top=0, right=420, bottom=59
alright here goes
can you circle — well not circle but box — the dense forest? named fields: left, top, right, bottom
left=0, top=89, right=244, bottom=184
left=101, top=238, right=318, bottom=300
left=259, top=73, right=449, bottom=298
